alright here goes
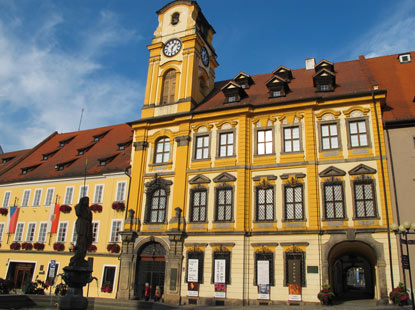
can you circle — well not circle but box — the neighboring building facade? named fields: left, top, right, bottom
left=118, top=0, right=398, bottom=305
left=0, top=124, right=132, bottom=298
left=366, top=51, right=415, bottom=288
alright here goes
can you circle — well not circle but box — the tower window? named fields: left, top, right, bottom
left=162, top=70, right=176, bottom=104
left=399, top=54, right=411, bottom=63
left=171, top=13, right=179, bottom=25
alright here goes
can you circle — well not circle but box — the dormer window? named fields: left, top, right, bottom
left=2, top=156, right=14, bottom=164
left=272, top=66, right=293, bottom=81
left=399, top=53, right=411, bottom=63
left=313, top=69, right=336, bottom=92
left=93, top=130, right=110, bottom=142
left=98, top=155, right=117, bottom=167
left=266, top=75, right=289, bottom=98
left=59, top=136, right=75, bottom=147
left=55, top=159, right=76, bottom=171
left=117, top=141, right=132, bottom=151
left=171, top=12, right=179, bottom=25
left=233, top=72, right=253, bottom=90
left=21, top=164, right=40, bottom=175
left=315, top=60, right=334, bottom=73
left=42, top=149, right=59, bottom=161
left=221, top=81, right=247, bottom=103
left=77, top=143, right=95, bottom=156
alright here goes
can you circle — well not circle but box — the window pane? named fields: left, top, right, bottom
left=349, top=122, right=357, bottom=134
left=220, top=134, right=226, bottom=144
left=331, top=137, right=338, bottom=148
left=292, top=127, right=299, bottom=139
left=258, top=144, right=265, bottom=155
left=284, top=128, right=291, bottom=139
left=350, top=135, right=359, bottom=147
left=285, top=141, right=292, bottom=152
left=358, top=121, right=366, bottom=133
left=220, top=146, right=226, bottom=157
left=360, top=134, right=368, bottom=146
left=265, top=130, right=273, bottom=142
left=227, top=145, right=233, bottom=156
left=321, top=125, right=329, bottom=137
left=258, top=131, right=264, bottom=142
left=293, top=140, right=300, bottom=152
left=228, top=133, right=233, bottom=144
left=203, top=148, right=208, bottom=158
left=322, top=137, right=330, bottom=150
left=265, top=141, right=272, bottom=154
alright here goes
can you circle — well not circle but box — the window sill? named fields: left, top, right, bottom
left=192, top=158, right=211, bottom=162
left=149, top=162, right=173, bottom=167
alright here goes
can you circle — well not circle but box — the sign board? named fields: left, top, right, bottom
left=214, top=283, right=226, bottom=298
left=187, top=259, right=199, bottom=282
left=188, top=282, right=199, bottom=297
left=49, top=260, right=56, bottom=278
left=257, top=260, right=270, bottom=285
left=402, top=255, right=410, bottom=270
left=288, top=284, right=302, bottom=301
left=214, top=259, right=226, bottom=284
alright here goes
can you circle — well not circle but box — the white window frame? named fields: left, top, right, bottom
left=92, top=221, right=100, bottom=243
left=0, top=223, right=5, bottom=242
left=44, top=188, right=55, bottom=206
left=21, top=189, right=31, bottom=207
left=109, top=219, right=123, bottom=243
left=26, top=222, right=37, bottom=242
left=93, top=185, right=104, bottom=204
left=32, top=189, right=42, bottom=207
left=64, top=187, right=74, bottom=205
left=2, top=191, right=11, bottom=208
left=14, top=222, right=25, bottom=241
left=37, top=222, right=48, bottom=243
left=101, top=264, right=118, bottom=290
left=57, top=221, right=69, bottom=243
left=115, top=181, right=127, bottom=202
left=256, top=128, right=273, bottom=155
left=78, top=185, right=89, bottom=201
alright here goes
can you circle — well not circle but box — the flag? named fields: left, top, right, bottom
left=48, top=204, right=60, bottom=233
left=8, top=206, right=20, bottom=233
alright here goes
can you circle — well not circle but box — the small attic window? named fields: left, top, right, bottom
left=55, top=159, right=76, bottom=171
left=98, top=155, right=117, bottom=167
left=266, top=76, right=289, bottom=98
left=77, top=143, right=95, bottom=156
left=272, top=90, right=281, bottom=97
left=21, top=164, right=40, bottom=175
left=320, top=85, right=330, bottom=92
left=118, top=141, right=132, bottom=151
left=2, top=156, right=14, bottom=164
left=399, top=54, right=411, bottom=64
left=42, top=149, right=59, bottom=161
left=221, top=81, right=246, bottom=103
left=171, top=12, right=180, bottom=25
left=93, top=130, right=110, bottom=142
left=228, top=96, right=237, bottom=103
left=59, top=136, right=75, bottom=147
left=233, top=72, right=253, bottom=90
left=313, top=69, right=336, bottom=92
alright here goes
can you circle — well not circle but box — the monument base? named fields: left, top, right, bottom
left=59, top=265, right=92, bottom=310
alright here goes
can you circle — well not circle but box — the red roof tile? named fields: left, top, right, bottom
left=0, top=123, right=132, bottom=184
left=365, top=51, right=415, bottom=122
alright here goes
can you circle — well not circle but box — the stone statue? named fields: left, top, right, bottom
left=69, top=196, right=93, bottom=267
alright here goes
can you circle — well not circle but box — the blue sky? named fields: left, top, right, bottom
left=0, top=0, right=414, bottom=152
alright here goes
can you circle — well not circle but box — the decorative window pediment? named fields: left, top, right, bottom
left=319, top=166, right=346, bottom=177
left=348, top=164, right=377, bottom=175
left=189, top=174, right=211, bottom=184
left=313, top=69, right=336, bottom=92
left=233, top=72, right=253, bottom=89
left=145, top=175, right=173, bottom=194
left=213, top=172, right=236, bottom=183
left=265, top=75, right=289, bottom=98
left=272, top=66, right=293, bottom=81
left=315, top=59, right=334, bottom=73
left=221, top=81, right=247, bottom=103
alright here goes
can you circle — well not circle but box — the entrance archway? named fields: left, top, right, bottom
left=328, top=241, right=376, bottom=300
left=135, top=242, right=166, bottom=300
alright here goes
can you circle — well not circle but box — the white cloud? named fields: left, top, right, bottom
left=0, top=4, right=144, bottom=152
left=350, top=0, right=415, bottom=58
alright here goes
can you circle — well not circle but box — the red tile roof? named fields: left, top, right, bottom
left=365, top=51, right=415, bottom=122
left=0, top=149, right=31, bottom=175
left=0, top=123, right=132, bottom=184
left=193, top=58, right=376, bottom=113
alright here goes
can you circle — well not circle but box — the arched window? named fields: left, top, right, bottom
left=144, top=176, right=172, bottom=224
left=162, top=70, right=176, bottom=104
left=154, top=137, right=170, bottom=164
left=171, top=12, right=179, bottom=25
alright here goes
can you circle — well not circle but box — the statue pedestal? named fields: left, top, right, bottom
left=60, top=265, right=92, bottom=310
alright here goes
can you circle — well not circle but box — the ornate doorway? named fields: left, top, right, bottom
left=7, top=262, right=35, bottom=289
left=135, top=242, right=166, bottom=300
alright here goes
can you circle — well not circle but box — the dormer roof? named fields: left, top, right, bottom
left=272, top=66, right=293, bottom=81
left=315, top=59, right=334, bottom=73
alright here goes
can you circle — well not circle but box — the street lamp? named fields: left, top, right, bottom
left=392, top=222, right=415, bottom=309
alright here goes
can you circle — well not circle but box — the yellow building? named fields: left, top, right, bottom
left=0, top=124, right=132, bottom=298
left=118, top=0, right=399, bottom=306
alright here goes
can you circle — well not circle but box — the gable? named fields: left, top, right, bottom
left=348, top=164, right=377, bottom=175
left=319, top=166, right=346, bottom=177
left=213, top=172, right=236, bottom=183
left=189, top=174, right=211, bottom=184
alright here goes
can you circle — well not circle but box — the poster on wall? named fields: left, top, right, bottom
left=187, top=259, right=199, bottom=282
left=288, top=284, right=302, bottom=301
left=214, top=283, right=226, bottom=298
left=188, top=282, right=199, bottom=297
left=258, top=284, right=270, bottom=300
left=257, top=260, right=270, bottom=299
left=214, top=259, right=226, bottom=284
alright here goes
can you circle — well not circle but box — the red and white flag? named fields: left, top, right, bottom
left=48, top=204, right=60, bottom=233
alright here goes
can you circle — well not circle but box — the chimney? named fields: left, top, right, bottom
left=305, top=58, right=315, bottom=70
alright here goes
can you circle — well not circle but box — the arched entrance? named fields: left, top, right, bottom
left=135, top=241, right=166, bottom=300
left=328, top=241, right=376, bottom=300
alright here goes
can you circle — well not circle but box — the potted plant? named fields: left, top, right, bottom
left=10, top=242, right=21, bottom=250
left=59, top=205, right=72, bottom=213
left=317, top=284, right=335, bottom=305
left=88, top=244, right=97, bottom=252
left=107, top=243, right=120, bottom=253
left=101, top=283, right=113, bottom=293
left=21, top=242, right=33, bottom=250
left=390, top=282, right=409, bottom=306
left=0, top=208, right=8, bottom=216
left=53, top=242, right=65, bottom=251
left=90, top=204, right=103, bottom=213
left=54, top=283, right=67, bottom=296
left=112, top=201, right=125, bottom=212
left=33, top=242, right=45, bottom=251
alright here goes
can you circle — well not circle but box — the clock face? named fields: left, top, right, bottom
left=163, top=38, right=182, bottom=57
left=201, top=46, right=209, bottom=66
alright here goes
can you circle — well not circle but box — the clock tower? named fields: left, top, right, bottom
left=141, top=0, right=218, bottom=119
